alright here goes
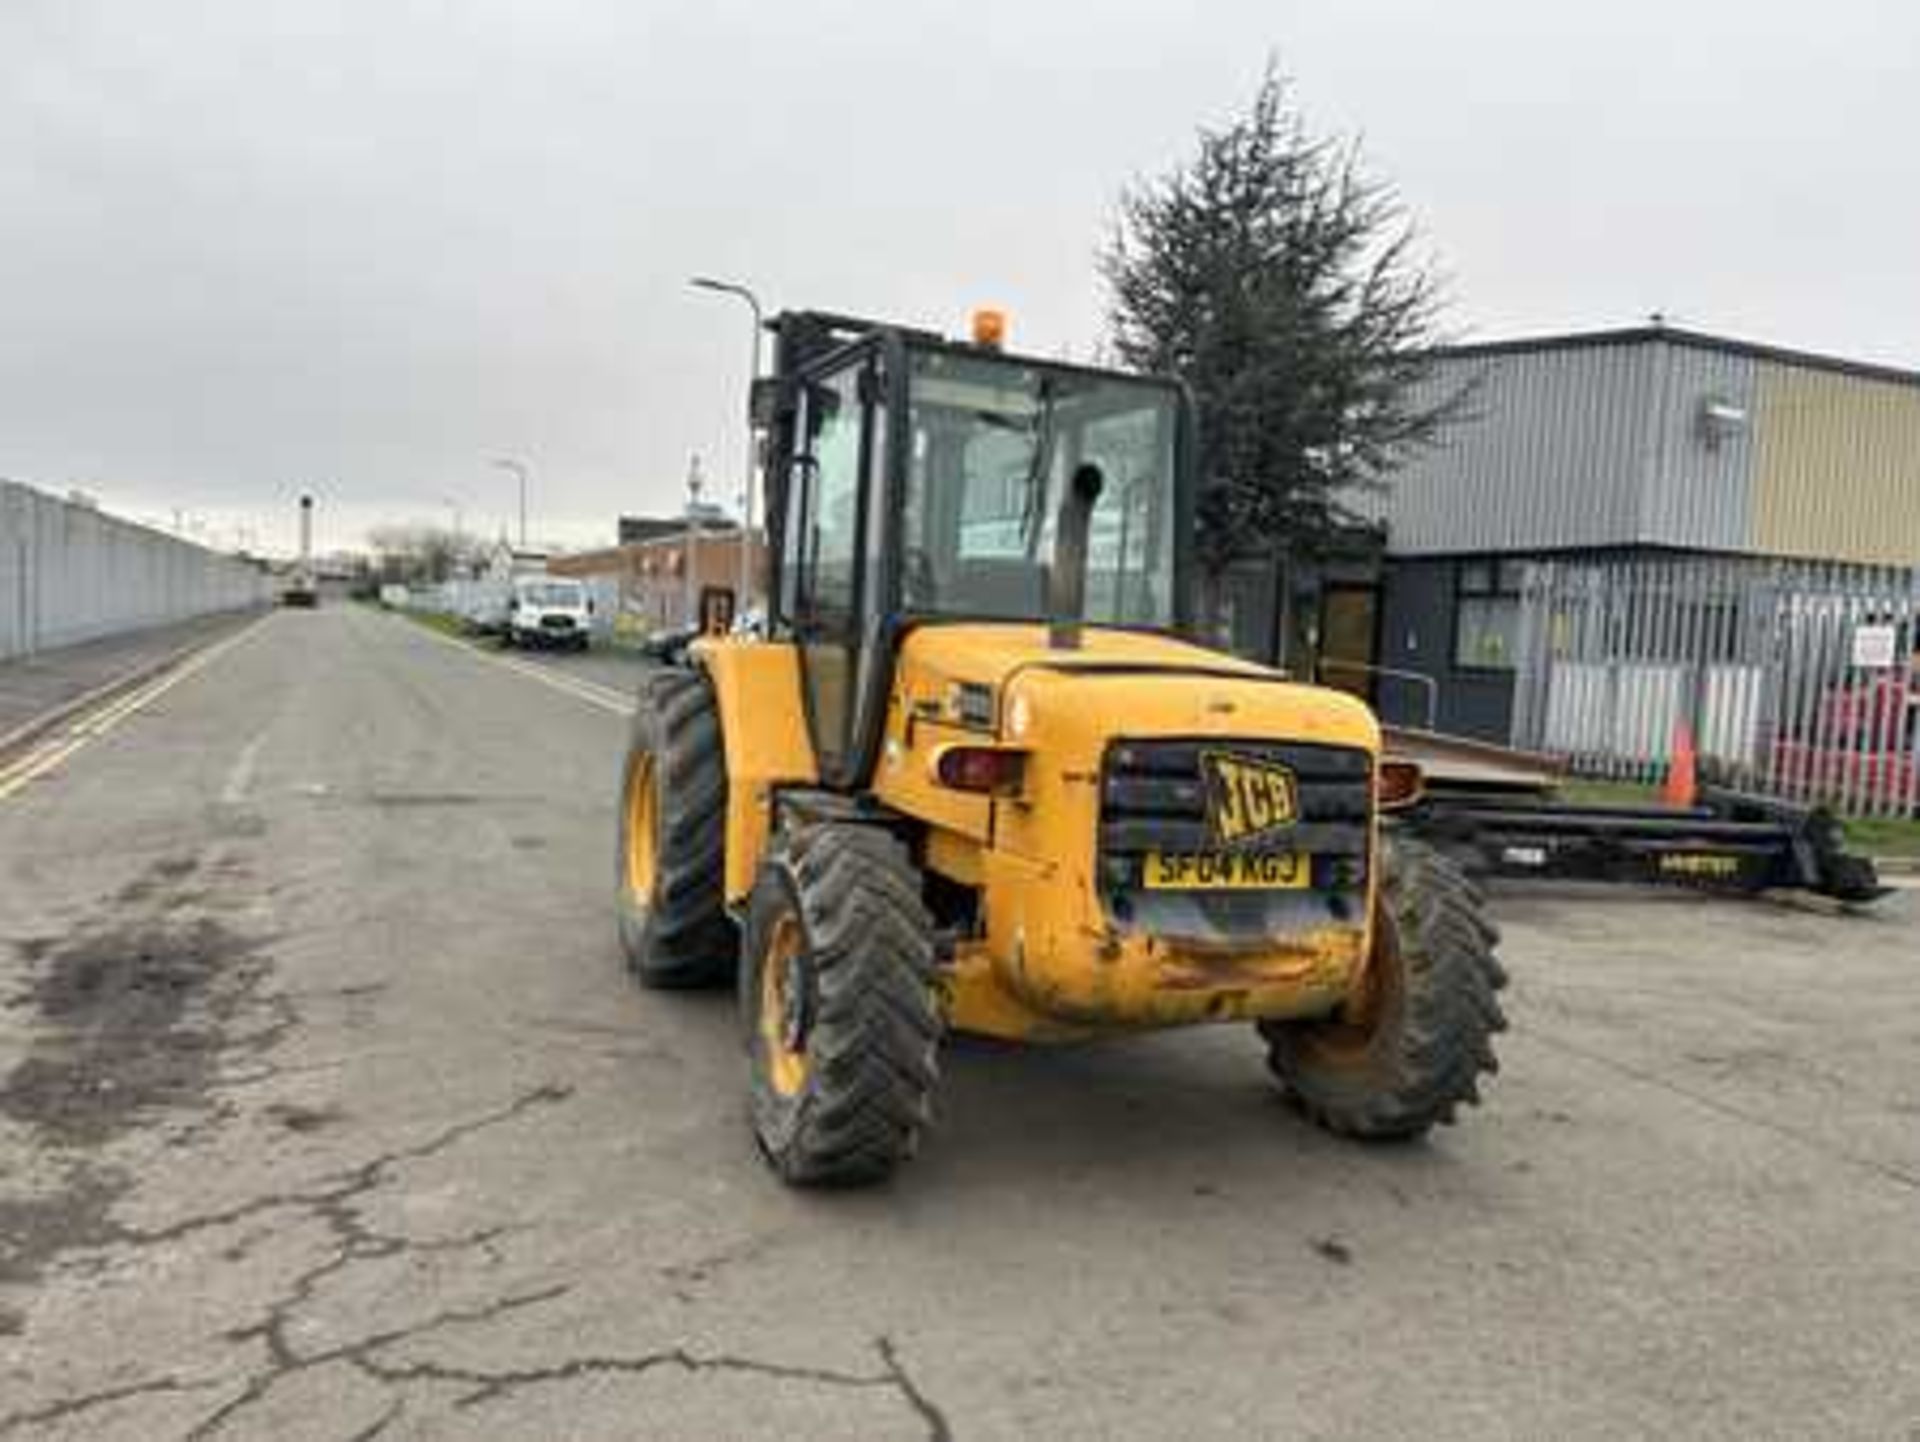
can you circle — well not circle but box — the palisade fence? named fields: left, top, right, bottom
left=1509, top=555, right=1920, bottom=818
left=1, top=480, right=275, bottom=662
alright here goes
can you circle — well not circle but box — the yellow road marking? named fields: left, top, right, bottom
left=0, top=618, right=269, bottom=801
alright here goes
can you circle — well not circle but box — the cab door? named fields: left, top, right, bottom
left=781, top=354, right=881, bottom=783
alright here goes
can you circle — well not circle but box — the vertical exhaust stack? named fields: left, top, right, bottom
left=1047, top=462, right=1104, bottom=650
left=282, top=493, right=319, bottom=607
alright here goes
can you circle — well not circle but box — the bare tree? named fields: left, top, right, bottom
left=366, top=524, right=473, bottom=585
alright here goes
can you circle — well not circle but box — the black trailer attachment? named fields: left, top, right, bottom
left=1382, top=727, right=1887, bottom=904
left=1408, top=787, right=1886, bottom=903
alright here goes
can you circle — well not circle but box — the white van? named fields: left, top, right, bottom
left=505, top=575, right=592, bottom=650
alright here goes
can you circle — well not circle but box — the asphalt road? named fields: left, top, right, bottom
left=2, top=606, right=1916, bottom=1441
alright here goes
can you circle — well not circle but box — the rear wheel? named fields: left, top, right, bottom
left=741, top=825, right=942, bottom=1186
left=1261, top=831, right=1506, bottom=1140
left=616, top=668, right=735, bottom=987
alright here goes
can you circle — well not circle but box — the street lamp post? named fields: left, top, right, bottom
left=689, top=276, right=763, bottom=618
left=440, top=496, right=465, bottom=579
left=683, top=454, right=704, bottom=629
left=491, top=457, right=529, bottom=549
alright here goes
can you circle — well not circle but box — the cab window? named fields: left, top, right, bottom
left=901, top=349, right=1178, bottom=627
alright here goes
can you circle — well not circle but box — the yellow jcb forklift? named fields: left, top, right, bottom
left=617, top=308, right=1505, bottom=1185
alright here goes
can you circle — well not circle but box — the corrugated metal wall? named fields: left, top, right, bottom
left=1378, top=344, right=1654, bottom=554
left=1637, top=342, right=1755, bottom=550
left=1380, top=334, right=1920, bottom=567
left=0, top=480, right=273, bottom=661
left=1750, top=363, right=1920, bottom=564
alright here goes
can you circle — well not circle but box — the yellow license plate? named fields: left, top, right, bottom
left=1143, top=851, right=1311, bottom=891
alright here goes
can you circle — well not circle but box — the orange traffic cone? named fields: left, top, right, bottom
left=1662, top=722, right=1698, bottom=809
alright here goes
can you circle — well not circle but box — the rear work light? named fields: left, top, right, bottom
left=1376, top=759, right=1425, bottom=811
left=931, top=744, right=1027, bottom=797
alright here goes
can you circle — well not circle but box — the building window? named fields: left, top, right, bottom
left=1454, top=558, right=1526, bottom=670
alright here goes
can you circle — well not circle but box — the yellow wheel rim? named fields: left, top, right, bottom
left=623, top=754, right=658, bottom=901
left=759, top=914, right=811, bottom=1098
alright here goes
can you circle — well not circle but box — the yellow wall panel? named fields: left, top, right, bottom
left=1751, top=363, right=1920, bottom=563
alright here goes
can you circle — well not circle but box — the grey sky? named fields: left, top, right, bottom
left=4, top=0, right=1917, bottom=556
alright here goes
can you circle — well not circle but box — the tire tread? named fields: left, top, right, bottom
left=617, top=668, right=735, bottom=987
left=743, top=824, right=942, bottom=1186
left=1264, top=829, right=1506, bottom=1140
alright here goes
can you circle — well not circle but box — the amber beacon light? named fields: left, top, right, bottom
left=971, top=308, right=1007, bottom=349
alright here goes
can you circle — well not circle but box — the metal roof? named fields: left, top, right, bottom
left=1430, top=325, right=1920, bottom=392
left=1378, top=329, right=1920, bottom=564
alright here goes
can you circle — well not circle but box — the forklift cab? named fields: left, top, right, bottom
left=761, top=311, right=1196, bottom=788
left=624, top=311, right=1508, bottom=1189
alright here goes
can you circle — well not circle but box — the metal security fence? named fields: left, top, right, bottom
left=1, top=480, right=274, bottom=661
left=1510, top=555, right=1920, bottom=818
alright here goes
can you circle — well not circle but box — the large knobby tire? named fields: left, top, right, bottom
left=1261, top=831, right=1507, bottom=1140
left=740, top=825, right=942, bottom=1186
left=615, top=668, right=736, bottom=988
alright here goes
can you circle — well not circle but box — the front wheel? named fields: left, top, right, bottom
left=740, top=825, right=942, bottom=1186
left=1261, top=831, right=1506, bottom=1140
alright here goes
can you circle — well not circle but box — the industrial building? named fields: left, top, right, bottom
left=550, top=526, right=764, bottom=634
left=1336, top=325, right=1920, bottom=744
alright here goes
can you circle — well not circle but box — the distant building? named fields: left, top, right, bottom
left=479, top=542, right=551, bottom=581
left=617, top=515, right=684, bottom=545
left=618, top=510, right=737, bottom=545
left=551, top=528, right=765, bottom=632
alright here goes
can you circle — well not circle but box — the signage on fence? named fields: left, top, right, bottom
left=1850, top=623, right=1897, bottom=670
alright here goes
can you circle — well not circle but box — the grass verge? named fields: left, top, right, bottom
left=1843, top=816, right=1920, bottom=859
left=394, top=608, right=472, bottom=641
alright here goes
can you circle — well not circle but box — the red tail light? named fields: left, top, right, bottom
left=933, top=745, right=1027, bottom=796
left=1376, top=759, right=1424, bottom=810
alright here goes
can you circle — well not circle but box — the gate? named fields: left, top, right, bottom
left=1509, top=555, right=1920, bottom=818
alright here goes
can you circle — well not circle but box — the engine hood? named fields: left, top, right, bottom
left=901, top=621, right=1273, bottom=685
left=894, top=622, right=1380, bottom=755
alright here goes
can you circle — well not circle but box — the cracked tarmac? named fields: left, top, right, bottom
left=2, top=608, right=1917, bottom=1439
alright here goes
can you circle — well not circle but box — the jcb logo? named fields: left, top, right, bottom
left=1201, top=751, right=1299, bottom=846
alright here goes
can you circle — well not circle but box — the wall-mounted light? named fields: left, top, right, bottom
left=1697, top=397, right=1749, bottom=450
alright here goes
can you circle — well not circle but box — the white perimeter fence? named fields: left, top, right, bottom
left=1, top=480, right=274, bottom=661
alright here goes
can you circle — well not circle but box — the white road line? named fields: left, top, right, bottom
left=399, top=619, right=636, bottom=717
left=221, top=731, right=267, bottom=805
left=0, top=617, right=270, bottom=802
left=489, top=652, right=635, bottom=714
